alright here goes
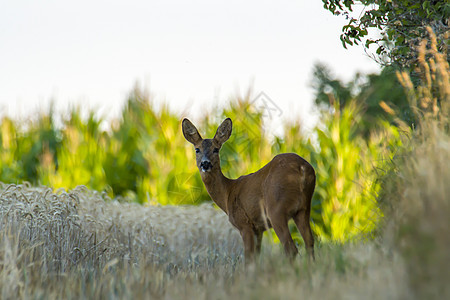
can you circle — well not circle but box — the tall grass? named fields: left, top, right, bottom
left=380, top=28, right=450, bottom=299
left=0, top=183, right=408, bottom=299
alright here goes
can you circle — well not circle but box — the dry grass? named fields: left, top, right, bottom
left=380, top=28, right=450, bottom=299
left=0, top=182, right=410, bottom=299
left=379, top=121, right=450, bottom=299
left=397, top=124, right=450, bottom=298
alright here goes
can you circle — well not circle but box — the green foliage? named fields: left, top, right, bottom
left=273, top=101, right=401, bottom=242
left=39, top=108, right=108, bottom=192
left=312, top=102, right=401, bottom=241
left=322, top=0, right=449, bottom=67
left=0, top=110, right=61, bottom=184
left=311, top=63, right=412, bottom=135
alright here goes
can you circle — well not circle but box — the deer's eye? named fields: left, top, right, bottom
left=195, top=148, right=200, bottom=153
left=213, top=148, right=219, bottom=153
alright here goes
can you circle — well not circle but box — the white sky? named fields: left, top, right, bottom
left=0, top=0, right=379, bottom=130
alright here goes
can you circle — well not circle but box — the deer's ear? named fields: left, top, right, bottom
left=182, top=118, right=202, bottom=145
left=214, top=118, right=232, bottom=146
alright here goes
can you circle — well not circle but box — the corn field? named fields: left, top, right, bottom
left=0, top=88, right=403, bottom=242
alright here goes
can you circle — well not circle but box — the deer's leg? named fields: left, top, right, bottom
left=269, top=213, right=298, bottom=259
left=255, top=230, right=263, bottom=254
left=294, top=210, right=315, bottom=261
left=240, top=227, right=256, bottom=262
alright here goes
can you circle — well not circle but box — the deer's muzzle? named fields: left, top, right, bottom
left=200, top=160, right=212, bottom=172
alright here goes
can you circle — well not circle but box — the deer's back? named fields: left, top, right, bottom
left=226, top=153, right=315, bottom=231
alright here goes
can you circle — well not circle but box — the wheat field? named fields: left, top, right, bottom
left=0, top=182, right=412, bottom=300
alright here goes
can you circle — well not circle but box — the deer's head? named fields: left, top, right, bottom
left=182, top=118, right=232, bottom=173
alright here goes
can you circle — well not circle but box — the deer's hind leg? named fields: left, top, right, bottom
left=293, top=181, right=315, bottom=260
left=293, top=210, right=315, bottom=261
left=268, top=211, right=298, bottom=259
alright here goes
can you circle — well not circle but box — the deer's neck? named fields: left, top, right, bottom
left=200, top=168, right=233, bottom=214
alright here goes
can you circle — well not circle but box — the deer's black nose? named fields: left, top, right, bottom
left=200, top=160, right=212, bottom=172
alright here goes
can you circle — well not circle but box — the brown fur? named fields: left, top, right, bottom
left=182, top=118, right=316, bottom=262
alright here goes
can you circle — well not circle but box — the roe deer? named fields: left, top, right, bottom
left=182, top=118, right=316, bottom=262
